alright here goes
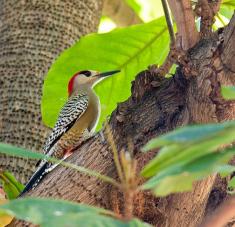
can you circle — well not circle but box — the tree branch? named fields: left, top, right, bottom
left=167, top=0, right=200, bottom=50
left=196, top=0, right=222, bottom=37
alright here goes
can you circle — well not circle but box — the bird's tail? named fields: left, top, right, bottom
left=18, top=161, right=49, bottom=197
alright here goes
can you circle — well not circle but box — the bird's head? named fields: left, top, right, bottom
left=68, top=70, right=120, bottom=96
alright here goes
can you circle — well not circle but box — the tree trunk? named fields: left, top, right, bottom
left=0, top=0, right=103, bottom=184
left=14, top=14, right=235, bottom=226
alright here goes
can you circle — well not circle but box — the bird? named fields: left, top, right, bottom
left=19, top=69, right=120, bottom=196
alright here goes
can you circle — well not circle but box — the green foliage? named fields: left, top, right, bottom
left=140, top=121, right=235, bottom=196
left=222, top=0, right=235, bottom=8
left=0, top=143, right=117, bottom=186
left=125, top=0, right=142, bottom=16
left=217, top=164, right=235, bottom=177
left=141, top=148, right=235, bottom=196
left=220, top=0, right=235, bottom=19
left=142, top=121, right=235, bottom=152
left=228, top=176, right=235, bottom=192
left=221, top=86, right=235, bottom=100
left=0, top=198, right=150, bottom=227
left=45, top=215, right=151, bottom=227
left=42, top=17, right=169, bottom=130
left=220, top=7, right=234, bottom=20
left=124, top=0, right=164, bottom=22
left=0, top=142, right=44, bottom=160
left=0, top=171, right=24, bottom=200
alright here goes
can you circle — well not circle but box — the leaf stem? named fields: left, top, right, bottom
left=62, top=161, right=120, bottom=188
left=105, top=124, right=125, bottom=184
left=123, top=189, right=135, bottom=220
left=46, top=156, right=121, bottom=188
left=161, top=0, right=175, bottom=45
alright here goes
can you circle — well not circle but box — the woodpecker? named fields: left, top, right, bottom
left=20, top=69, right=120, bottom=196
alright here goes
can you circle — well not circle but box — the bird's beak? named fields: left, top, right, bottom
left=97, top=70, right=120, bottom=78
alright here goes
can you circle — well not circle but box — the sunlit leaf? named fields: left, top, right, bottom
left=99, top=16, right=117, bottom=33
left=221, top=86, right=235, bottom=100
left=42, top=17, right=169, bottom=130
left=126, top=0, right=164, bottom=22
left=222, top=0, right=235, bottom=8
left=220, top=0, right=235, bottom=20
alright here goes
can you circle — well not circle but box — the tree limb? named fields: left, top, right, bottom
left=167, top=0, right=200, bottom=50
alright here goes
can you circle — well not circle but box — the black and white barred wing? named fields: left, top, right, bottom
left=43, top=93, right=89, bottom=154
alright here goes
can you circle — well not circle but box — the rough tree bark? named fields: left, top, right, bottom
left=0, top=0, right=103, bottom=184
left=14, top=14, right=235, bottom=227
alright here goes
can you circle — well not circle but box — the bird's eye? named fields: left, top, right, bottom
left=80, top=70, right=91, bottom=77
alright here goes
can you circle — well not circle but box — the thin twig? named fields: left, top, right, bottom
left=119, top=150, right=138, bottom=221
left=45, top=156, right=121, bottom=188
left=161, top=0, right=175, bottom=45
left=59, top=160, right=121, bottom=188
left=105, top=124, right=125, bottom=183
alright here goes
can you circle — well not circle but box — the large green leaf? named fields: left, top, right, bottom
left=219, top=0, right=235, bottom=20
left=141, top=121, right=235, bottom=177
left=0, top=198, right=150, bottom=227
left=221, top=86, right=235, bottom=100
left=42, top=17, right=169, bottom=130
left=141, top=148, right=235, bottom=196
